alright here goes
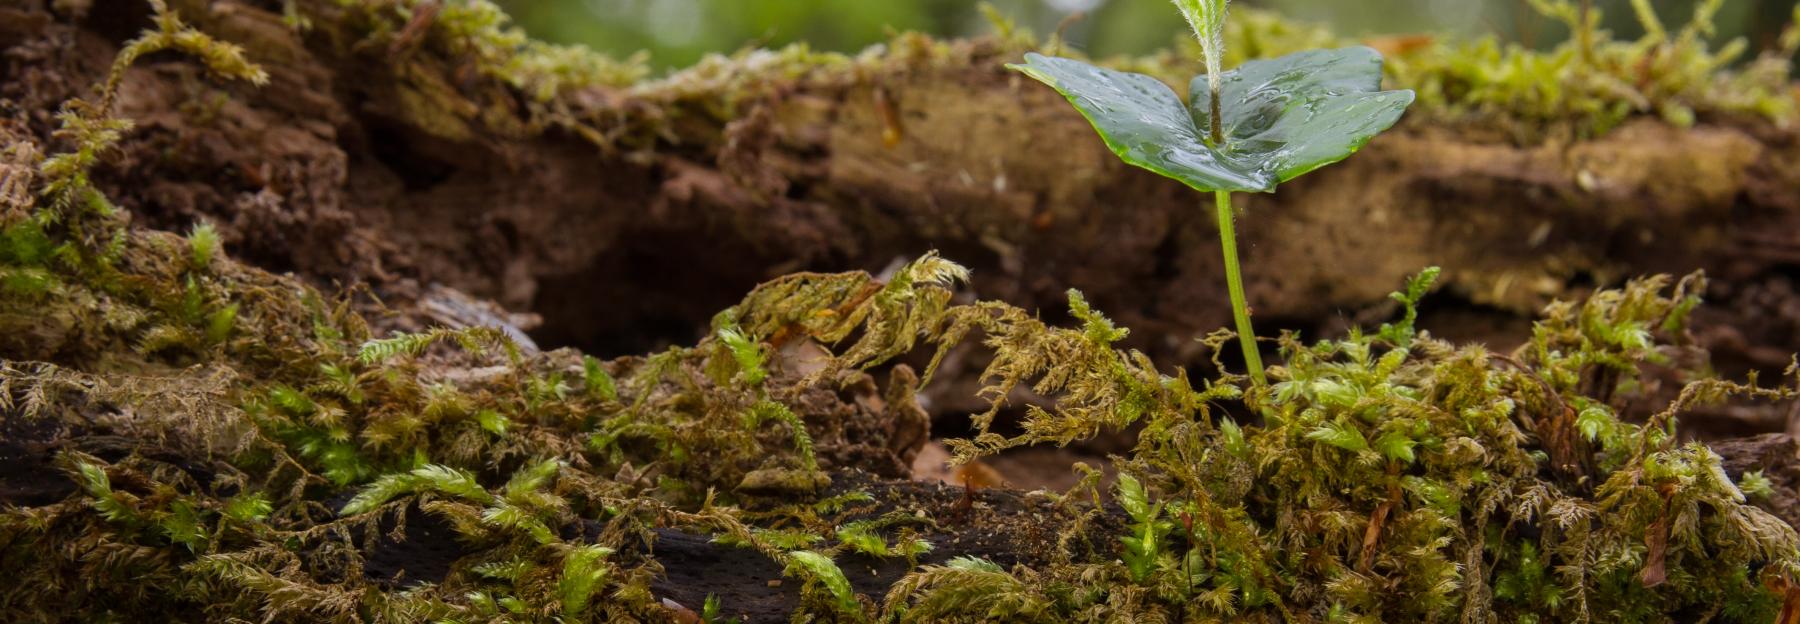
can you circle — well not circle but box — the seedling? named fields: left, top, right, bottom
left=1009, top=0, right=1415, bottom=385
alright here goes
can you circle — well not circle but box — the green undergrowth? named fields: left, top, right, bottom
left=1153, top=0, right=1800, bottom=136
left=5, top=2, right=1800, bottom=623
left=1394, top=0, right=1800, bottom=134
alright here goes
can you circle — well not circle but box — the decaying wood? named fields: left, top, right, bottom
left=3, top=0, right=1798, bottom=376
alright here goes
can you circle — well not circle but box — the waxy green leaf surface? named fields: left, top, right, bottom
left=1009, top=47, right=1415, bottom=193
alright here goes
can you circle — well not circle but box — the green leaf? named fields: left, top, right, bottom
left=895, top=538, right=933, bottom=558
left=1576, top=405, right=1614, bottom=442
left=411, top=464, right=493, bottom=503
left=503, top=459, right=562, bottom=498
left=836, top=521, right=890, bottom=556
left=475, top=409, right=509, bottom=435
left=1374, top=431, right=1418, bottom=463
left=834, top=520, right=932, bottom=559
left=474, top=557, right=532, bottom=582
left=702, top=594, right=736, bottom=624
left=482, top=502, right=557, bottom=544
left=582, top=355, right=618, bottom=401
left=339, top=465, right=493, bottom=516
left=267, top=386, right=315, bottom=416
left=1740, top=470, right=1775, bottom=500
left=784, top=550, right=860, bottom=617
left=1189, top=47, right=1416, bottom=185
left=813, top=491, right=875, bottom=514
left=717, top=326, right=767, bottom=387
left=748, top=400, right=817, bottom=472
left=1008, top=47, right=1414, bottom=194
left=1402, top=475, right=1461, bottom=516
left=1116, top=473, right=1153, bottom=522
left=1379, top=266, right=1441, bottom=345
left=357, top=331, right=435, bottom=364
left=946, top=556, right=1004, bottom=572
left=76, top=461, right=112, bottom=498
left=158, top=500, right=208, bottom=551
left=187, top=222, right=220, bottom=272
left=1219, top=417, right=1249, bottom=458
left=1121, top=512, right=1168, bottom=583
left=224, top=491, right=273, bottom=522
left=1068, top=289, right=1129, bottom=344
left=1010, top=54, right=1265, bottom=192
left=76, top=461, right=140, bottom=524
left=558, top=544, right=614, bottom=615
left=205, top=303, right=238, bottom=344
left=1305, top=421, right=1369, bottom=453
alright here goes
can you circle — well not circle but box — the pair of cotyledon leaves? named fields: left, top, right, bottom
left=1009, top=47, right=1415, bottom=194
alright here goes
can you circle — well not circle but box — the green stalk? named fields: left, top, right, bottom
left=1204, top=57, right=1264, bottom=387
left=1214, top=190, right=1265, bottom=386
left=1578, top=0, right=1594, bottom=65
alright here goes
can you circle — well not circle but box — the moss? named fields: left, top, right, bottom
left=188, top=0, right=1796, bottom=167
left=9, top=204, right=1800, bottom=622
left=1104, top=3, right=1797, bottom=138
left=4, top=1, right=1800, bottom=622
left=1389, top=2, right=1796, bottom=136
left=14, top=196, right=1795, bottom=622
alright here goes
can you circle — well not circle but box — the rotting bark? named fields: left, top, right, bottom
left=5, top=0, right=1799, bottom=377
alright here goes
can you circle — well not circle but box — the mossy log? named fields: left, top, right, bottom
left=4, top=0, right=1797, bottom=377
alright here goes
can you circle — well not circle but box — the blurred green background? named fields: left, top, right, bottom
left=494, top=0, right=1800, bottom=71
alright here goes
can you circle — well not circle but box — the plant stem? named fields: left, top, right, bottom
left=1206, top=60, right=1259, bottom=385
left=1208, top=88, right=1224, bottom=145
left=1578, top=0, right=1594, bottom=65
left=1214, top=190, right=1265, bottom=386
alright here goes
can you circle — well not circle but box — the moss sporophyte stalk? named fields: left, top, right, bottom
left=1009, top=0, right=1415, bottom=386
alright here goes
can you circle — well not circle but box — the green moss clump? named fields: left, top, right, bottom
left=1389, top=1, right=1799, bottom=135
left=7, top=200, right=1799, bottom=622
left=880, top=269, right=1799, bottom=623
left=1070, top=2, right=1796, bottom=138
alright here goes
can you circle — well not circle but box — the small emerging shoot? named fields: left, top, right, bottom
left=187, top=221, right=220, bottom=273
left=1010, top=0, right=1415, bottom=386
